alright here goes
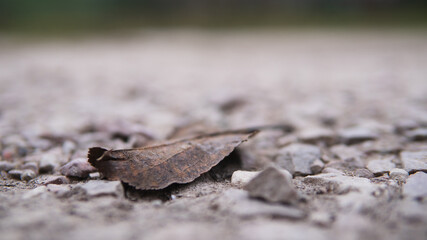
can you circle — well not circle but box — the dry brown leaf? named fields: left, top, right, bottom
left=88, top=129, right=258, bottom=190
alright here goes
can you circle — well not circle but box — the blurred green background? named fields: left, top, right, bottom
left=1, top=0, right=427, bottom=35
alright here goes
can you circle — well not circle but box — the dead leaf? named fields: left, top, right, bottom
left=87, top=129, right=258, bottom=190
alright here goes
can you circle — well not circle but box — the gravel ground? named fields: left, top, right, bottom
left=0, top=29, right=426, bottom=240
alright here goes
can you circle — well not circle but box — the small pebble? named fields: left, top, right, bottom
left=299, top=128, right=336, bottom=145
left=360, top=137, right=401, bottom=154
left=22, top=162, right=38, bottom=172
left=389, top=168, right=409, bottom=182
left=60, top=158, right=96, bottom=178
left=0, top=161, right=15, bottom=172
left=339, top=127, right=378, bottom=144
left=231, top=170, right=260, bottom=187
left=322, top=167, right=344, bottom=175
left=17, top=147, right=28, bottom=157
left=405, top=128, right=427, bottom=141
left=244, top=166, right=298, bottom=204
left=366, top=158, right=396, bottom=175
left=39, top=154, right=59, bottom=174
left=310, top=159, right=325, bottom=174
left=354, top=168, right=374, bottom=178
left=89, top=172, right=101, bottom=179
left=275, top=143, right=321, bottom=175
left=8, top=169, right=22, bottom=179
left=394, top=119, right=419, bottom=134
left=330, top=145, right=364, bottom=168
left=62, top=140, right=77, bottom=155
left=77, top=180, right=124, bottom=198
left=2, top=146, right=16, bottom=161
left=21, top=170, right=36, bottom=181
left=44, top=176, right=69, bottom=185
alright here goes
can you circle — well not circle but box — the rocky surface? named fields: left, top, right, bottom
left=0, top=30, right=427, bottom=240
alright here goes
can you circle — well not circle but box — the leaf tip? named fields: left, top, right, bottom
left=88, top=147, right=108, bottom=163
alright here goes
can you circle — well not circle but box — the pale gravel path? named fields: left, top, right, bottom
left=0, top=30, right=426, bottom=240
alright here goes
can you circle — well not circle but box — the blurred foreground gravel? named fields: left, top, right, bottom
left=0, top=30, right=426, bottom=240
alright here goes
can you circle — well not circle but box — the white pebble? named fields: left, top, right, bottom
left=389, top=168, right=409, bottom=182
left=231, top=170, right=260, bottom=187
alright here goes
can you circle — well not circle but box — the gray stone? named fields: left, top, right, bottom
left=21, top=170, right=36, bottom=181
left=77, top=180, right=124, bottom=198
left=62, top=140, right=77, bottom=155
left=339, top=127, right=378, bottom=144
left=212, top=189, right=306, bottom=219
left=360, top=137, right=401, bottom=154
left=400, top=151, right=427, bottom=173
left=405, top=128, right=427, bottom=141
left=0, top=161, right=15, bottom=172
left=389, top=168, right=409, bottom=182
left=298, top=128, right=336, bottom=145
left=26, top=136, right=52, bottom=150
left=244, top=166, right=298, bottom=204
left=231, top=170, right=260, bottom=187
left=39, top=152, right=61, bottom=173
left=60, top=158, right=96, bottom=178
left=330, top=145, right=364, bottom=168
left=394, top=119, right=419, bottom=133
left=354, top=168, right=374, bottom=178
left=391, top=169, right=406, bottom=181
left=322, top=167, right=344, bottom=175
left=310, top=159, right=325, bottom=174
left=366, top=158, right=396, bottom=175
left=403, top=172, right=427, bottom=199
left=8, top=169, right=22, bottom=179
left=22, top=162, right=38, bottom=172
left=44, top=175, right=69, bottom=185
left=275, top=143, right=321, bottom=175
